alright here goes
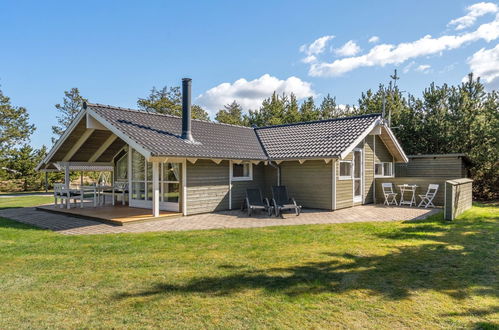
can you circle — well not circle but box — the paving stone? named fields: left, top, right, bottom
left=0, top=205, right=440, bottom=236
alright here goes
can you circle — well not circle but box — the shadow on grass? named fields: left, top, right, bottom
left=116, top=208, right=498, bottom=304
left=0, top=217, right=44, bottom=231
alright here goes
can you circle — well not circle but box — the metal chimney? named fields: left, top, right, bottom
left=181, top=78, right=194, bottom=142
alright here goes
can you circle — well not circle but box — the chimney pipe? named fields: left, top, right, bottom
left=181, top=78, right=194, bottom=142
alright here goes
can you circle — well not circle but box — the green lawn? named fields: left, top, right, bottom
left=0, top=197, right=497, bottom=329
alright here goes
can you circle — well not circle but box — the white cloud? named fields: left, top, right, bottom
left=368, top=36, right=380, bottom=43
left=449, top=2, right=498, bottom=30
left=403, top=61, right=416, bottom=73
left=307, top=12, right=499, bottom=77
left=197, top=74, right=316, bottom=114
left=300, top=35, right=335, bottom=56
left=466, top=43, right=499, bottom=88
left=334, top=40, right=361, bottom=57
left=415, top=64, right=432, bottom=73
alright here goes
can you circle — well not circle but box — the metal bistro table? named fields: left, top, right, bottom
left=397, top=184, right=419, bottom=207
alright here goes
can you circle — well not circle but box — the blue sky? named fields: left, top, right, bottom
left=1, top=0, right=498, bottom=149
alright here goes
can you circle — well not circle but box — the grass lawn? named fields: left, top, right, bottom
left=0, top=197, right=497, bottom=329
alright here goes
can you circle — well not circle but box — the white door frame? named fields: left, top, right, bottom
left=129, top=148, right=180, bottom=212
left=353, top=148, right=363, bottom=203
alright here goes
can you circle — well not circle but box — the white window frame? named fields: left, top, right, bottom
left=338, top=160, right=353, bottom=180
left=230, top=162, right=253, bottom=181
left=374, top=162, right=394, bottom=178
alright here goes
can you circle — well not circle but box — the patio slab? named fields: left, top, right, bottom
left=0, top=204, right=441, bottom=235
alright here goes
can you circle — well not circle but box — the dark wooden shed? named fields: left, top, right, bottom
left=395, top=153, right=470, bottom=179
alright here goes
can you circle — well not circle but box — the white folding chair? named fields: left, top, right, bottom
left=382, top=183, right=398, bottom=206
left=418, top=184, right=439, bottom=208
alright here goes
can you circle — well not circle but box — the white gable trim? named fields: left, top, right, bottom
left=86, top=108, right=152, bottom=159
left=36, top=109, right=88, bottom=171
left=340, top=119, right=380, bottom=160
left=382, top=125, right=409, bottom=163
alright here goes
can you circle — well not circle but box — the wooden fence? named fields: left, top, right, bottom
left=374, top=177, right=448, bottom=206
left=444, top=178, right=473, bottom=220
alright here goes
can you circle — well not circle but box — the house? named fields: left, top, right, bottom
left=37, top=78, right=408, bottom=217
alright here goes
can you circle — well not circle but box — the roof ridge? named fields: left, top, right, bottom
left=87, top=102, right=254, bottom=129
left=255, top=113, right=381, bottom=130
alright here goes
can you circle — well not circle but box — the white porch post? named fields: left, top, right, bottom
left=152, top=161, right=160, bottom=217
left=64, top=164, right=70, bottom=209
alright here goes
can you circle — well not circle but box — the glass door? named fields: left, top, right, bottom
left=353, top=149, right=363, bottom=203
left=129, top=148, right=180, bottom=212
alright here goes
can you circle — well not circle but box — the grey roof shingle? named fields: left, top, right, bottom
left=89, top=104, right=268, bottom=160
left=255, top=114, right=381, bottom=159
left=88, top=103, right=381, bottom=160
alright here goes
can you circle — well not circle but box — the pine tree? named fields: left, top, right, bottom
left=215, top=101, right=248, bottom=126
left=137, top=86, right=210, bottom=121
left=52, top=88, right=87, bottom=143
left=299, top=96, right=319, bottom=122
left=319, top=94, right=337, bottom=119
left=284, top=93, right=301, bottom=123
left=0, top=88, right=35, bottom=158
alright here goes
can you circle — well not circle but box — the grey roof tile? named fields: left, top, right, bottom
left=89, top=104, right=268, bottom=160
left=255, top=114, right=381, bottom=159
left=88, top=103, right=380, bottom=160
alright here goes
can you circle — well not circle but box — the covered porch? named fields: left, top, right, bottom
left=36, top=109, right=187, bottom=219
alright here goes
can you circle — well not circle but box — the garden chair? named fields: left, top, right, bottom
left=382, top=183, right=398, bottom=206
left=271, top=185, right=301, bottom=217
left=418, top=184, right=439, bottom=208
left=242, top=188, right=272, bottom=216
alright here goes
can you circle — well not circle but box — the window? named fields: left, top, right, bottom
left=375, top=162, right=393, bottom=177
left=383, top=162, right=392, bottom=176
left=339, top=161, right=352, bottom=179
left=231, top=162, right=252, bottom=181
left=115, top=153, right=128, bottom=181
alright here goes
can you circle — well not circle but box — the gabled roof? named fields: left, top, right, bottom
left=38, top=104, right=408, bottom=170
left=255, top=114, right=381, bottom=159
left=88, top=104, right=268, bottom=160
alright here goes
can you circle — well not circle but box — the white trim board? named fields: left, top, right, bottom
left=36, top=109, right=88, bottom=171
left=86, top=108, right=152, bottom=160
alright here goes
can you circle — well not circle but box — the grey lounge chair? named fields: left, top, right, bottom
left=243, top=188, right=272, bottom=216
left=272, top=186, right=301, bottom=217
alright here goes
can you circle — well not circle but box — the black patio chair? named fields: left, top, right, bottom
left=242, top=188, right=273, bottom=216
left=271, top=185, right=301, bottom=217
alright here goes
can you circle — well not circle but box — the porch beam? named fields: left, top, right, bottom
left=187, top=158, right=197, bottom=164
left=152, top=162, right=160, bottom=217
left=88, top=134, right=117, bottom=162
left=251, top=160, right=260, bottom=165
left=62, top=128, right=95, bottom=162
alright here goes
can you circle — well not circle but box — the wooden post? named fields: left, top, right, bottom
left=80, top=171, right=84, bottom=186
left=45, top=172, right=48, bottom=193
left=65, top=164, right=70, bottom=209
left=152, top=162, right=160, bottom=217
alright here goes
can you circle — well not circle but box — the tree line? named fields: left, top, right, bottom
left=0, top=74, right=497, bottom=199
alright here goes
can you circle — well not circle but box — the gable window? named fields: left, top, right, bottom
left=339, top=161, right=352, bottom=179
left=375, top=162, right=393, bottom=177
left=231, top=162, right=252, bottom=181
left=115, top=153, right=128, bottom=181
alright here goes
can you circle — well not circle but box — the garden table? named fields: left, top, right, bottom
left=397, top=184, right=419, bottom=207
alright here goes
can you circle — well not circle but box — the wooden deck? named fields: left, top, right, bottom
left=36, top=203, right=182, bottom=225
